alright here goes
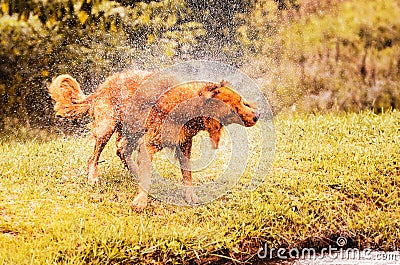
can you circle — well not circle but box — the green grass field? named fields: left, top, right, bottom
left=0, top=111, right=399, bottom=264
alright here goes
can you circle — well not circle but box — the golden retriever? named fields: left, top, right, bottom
left=49, top=70, right=259, bottom=211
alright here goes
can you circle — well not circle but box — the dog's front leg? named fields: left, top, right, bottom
left=132, top=139, right=154, bottom=211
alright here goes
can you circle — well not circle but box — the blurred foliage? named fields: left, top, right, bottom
left=242, top=0, right=400, bottom=113
left=0, top=0, right=399, bottom=132
left=0, top=0, right=206, bottom=131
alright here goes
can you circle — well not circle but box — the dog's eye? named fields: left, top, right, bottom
left=243, top=102, right=250, bottom=107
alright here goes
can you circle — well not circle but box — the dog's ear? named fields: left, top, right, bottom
left=220, top=80, right=231, bottom=87
left=203, top=117, right=223, bottom=149
left=199, top=83, right=220, bottom=98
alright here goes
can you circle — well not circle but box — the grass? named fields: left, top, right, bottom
left=0, top=110, right=399, bottom=264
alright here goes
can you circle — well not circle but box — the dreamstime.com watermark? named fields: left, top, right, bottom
left=257, top=237, right=400, bottom=262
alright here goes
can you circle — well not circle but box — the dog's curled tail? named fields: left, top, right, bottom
left=49, top=74, right=90, bottom=119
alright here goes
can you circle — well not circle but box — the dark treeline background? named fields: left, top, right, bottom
left=0, top=0, right=399, bottom=133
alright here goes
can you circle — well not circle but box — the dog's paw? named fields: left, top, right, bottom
left=184, top=187, right=199, bottom=205
left=131, top=193, right=148, bottom=212
left=87, top=176, right=100, bottom=186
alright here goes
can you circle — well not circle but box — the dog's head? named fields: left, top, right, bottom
left=201, top=81, right=260, bottom=127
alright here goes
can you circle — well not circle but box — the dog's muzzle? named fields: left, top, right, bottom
left=253, top=110, right=260, bottom=123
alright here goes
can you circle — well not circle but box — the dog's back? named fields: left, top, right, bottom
left=49, top=70, right=154, bottom=121
left=90, top=70, right=154, bottom=120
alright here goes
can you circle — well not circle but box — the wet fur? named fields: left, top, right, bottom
left=49, top=70, right=259, bottom=211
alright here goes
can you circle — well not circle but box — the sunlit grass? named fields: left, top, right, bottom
left=0, top=111, right=399, bottom=264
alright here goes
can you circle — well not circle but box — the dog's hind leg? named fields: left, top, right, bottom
left=131, top=139, right=157, bottom=211
left=88, top=117, right=116, bottom=185
left=115, top=130, right=139, bottom=176
left=176, top=139, right=198, bottom=205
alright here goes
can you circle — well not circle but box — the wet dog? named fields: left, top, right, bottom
left=49, top=70, right=259, bottom=211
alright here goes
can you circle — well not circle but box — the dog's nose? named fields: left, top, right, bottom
left=253, top=110, right=260, bottom=122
